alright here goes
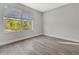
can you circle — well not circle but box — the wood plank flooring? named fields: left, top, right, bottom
left=0, top=35, right=79, bottom=55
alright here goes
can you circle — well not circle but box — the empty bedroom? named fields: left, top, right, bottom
left=0, top=3, right=79, bottom=55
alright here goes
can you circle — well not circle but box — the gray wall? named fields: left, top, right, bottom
left=44, top=4, right=79, bottom=42
left=0, top=3, right=43, bottom=45
left=1, top=3, right=79, bottom=45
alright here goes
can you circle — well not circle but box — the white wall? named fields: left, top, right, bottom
left=0, top=3, right=43, bottom=45
left=1, top=3, right=79, bottom=45
left=43, top=4, right=79, bottom=42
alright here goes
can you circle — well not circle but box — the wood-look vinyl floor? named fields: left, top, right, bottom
left=0, top=35, right=79, bottom=55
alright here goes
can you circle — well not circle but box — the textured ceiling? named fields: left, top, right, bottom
left=22, top=3, right=68, bottom=12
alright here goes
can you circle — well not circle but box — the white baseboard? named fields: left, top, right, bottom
left=1, top=33, right=79, bottom=46
left=0, top=33, right=42, bottom=46
left=44, top=34, right=79, bottom=43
